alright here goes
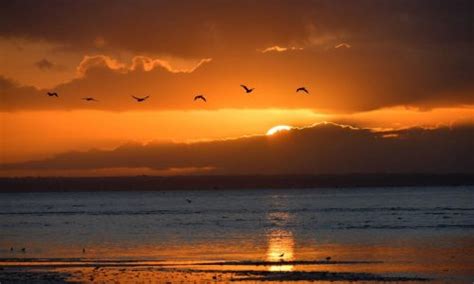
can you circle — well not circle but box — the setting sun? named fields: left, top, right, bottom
left=1, top=1, right=473, bottom=283
left=266, top=125, right=293, bottom=136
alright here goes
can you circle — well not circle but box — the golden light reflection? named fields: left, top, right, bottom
left=266, top=229, right=295, bottom=271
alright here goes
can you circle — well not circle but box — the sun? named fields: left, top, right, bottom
left=266, top=125, right=292, bottom=136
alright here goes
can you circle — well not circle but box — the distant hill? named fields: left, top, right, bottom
left=0, top=174, right=473, bottom=192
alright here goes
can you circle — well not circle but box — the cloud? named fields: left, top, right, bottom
left=2, top=123, right=472, bottom=175
left=76, top=55, right=212, bottom=76
left=0, top=1, right=473, bottom=112
left=0, top=75, right=16, bottom=89
left=76, top=55, right=126, bottom=76
left=35, top=58, right=55, bottom=70
left=334, top=43, right=351, bottom=49
left=1, top=1, right=471, bottom=57
left=0, top=76, right=44, bottom=111
left=0, top=53, right=216, bottom=111
left=129, top=56, right=212, bottom=73
left=259, top=46, right=303, bottom=53
left=93, top=36, right=106, bottom=48
left=2, top=39, right=474, bottom=113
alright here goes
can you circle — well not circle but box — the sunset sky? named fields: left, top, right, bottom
left=0, top=0, right=473, bottom=176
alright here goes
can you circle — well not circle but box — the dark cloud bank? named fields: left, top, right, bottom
left=2, top=123, right=473, bottom=175
left=1, top=0, right=473, bottom=112
left=1, top=0, right=472, bottom=56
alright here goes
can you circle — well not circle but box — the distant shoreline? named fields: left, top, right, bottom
left=0, top=173, right=473, bottom=192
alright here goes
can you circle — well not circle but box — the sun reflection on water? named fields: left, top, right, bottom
left=266, top=229, right=295, bottom=271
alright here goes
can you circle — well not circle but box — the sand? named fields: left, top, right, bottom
left=0, top=259, right=431, bottom=283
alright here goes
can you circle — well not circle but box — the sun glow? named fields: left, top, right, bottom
left=266, top=125, right=292, bottom=136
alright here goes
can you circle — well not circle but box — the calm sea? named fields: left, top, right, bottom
left=1, top=186, right=473, bottom=281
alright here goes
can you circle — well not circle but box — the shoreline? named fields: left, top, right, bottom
left=1, top=173, right=473, bottom=192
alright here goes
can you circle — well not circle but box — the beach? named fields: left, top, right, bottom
left=1, top=186, right=473, bottom=283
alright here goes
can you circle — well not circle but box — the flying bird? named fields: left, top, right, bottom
left=279, top=253, right=285, bottom=258
left=82, top=97, right=98, bottom=102
left=132, top=95, right=149, bottom=102
left=194, top=95, right=207, bottom=102
left=296, top=87, right=309, bottom=94
left=186, top=199, right=192, bottom=204
left=240, top=84, right=254, bottom=93
left=47, top=92, right=58, bottom=97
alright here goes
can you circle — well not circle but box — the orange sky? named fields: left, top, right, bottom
left=1, top=106, right=473, bottom=165
left=0, top=0, right=473, bottom=176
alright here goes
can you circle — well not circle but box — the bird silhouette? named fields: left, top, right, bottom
left=132, top=95, right=149, bottom=102
left=47, top=92, right=58, bottom=97
left=296, top=87, right=309, bottom=94
left=279, top=253, right=285, bottom=258
left=82, top=97, right=98, bottom=102
left=194, top=95, right=207, bottom=102
left=326, top=256, right=331, bottom=262
left=240, top=84, right=254, bottom=93
left=186, top=198, right=192, bottom=204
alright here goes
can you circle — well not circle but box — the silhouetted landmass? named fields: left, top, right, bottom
left=0, top=174, right=472, bottom=192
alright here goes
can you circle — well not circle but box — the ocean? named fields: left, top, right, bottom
left=1, top=186, right=473, bottom=282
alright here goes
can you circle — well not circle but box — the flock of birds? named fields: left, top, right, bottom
left=46, top=85, right=310, bottom=103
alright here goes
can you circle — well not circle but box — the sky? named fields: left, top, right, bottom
left=0, top=0, right=473, bottom=176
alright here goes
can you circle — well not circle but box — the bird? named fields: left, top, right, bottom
left=82, top=97, right=98, bottom=102
left=21, top=248, right=26, bottom=253
left=279, top=253, right=285, bottom=258
left=296, top=87, right=309, bottom=94
left=132, top=95, right=149, bottom=102
left=240, top=84, right=254, bottom=93
left=186, top=199, right=192, bottom=204
left=326, top=256, right=331, bottom=262
left=47, top=92, right=58, bottom=97
left=194, top=95, right=207, bottom=102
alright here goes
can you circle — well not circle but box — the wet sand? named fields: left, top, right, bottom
left=0, top=259, right=431, bottom=283
left=2, top=236, right=472, bottom=282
